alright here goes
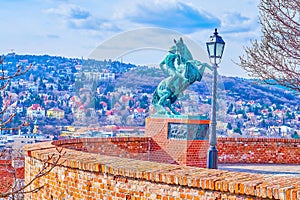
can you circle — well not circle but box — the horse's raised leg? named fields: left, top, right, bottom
left=203, top=62, right=214, bottom=71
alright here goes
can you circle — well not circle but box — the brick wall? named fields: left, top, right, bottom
left=217, top=138, right=300, bottom=164
left=24, top=141, right=300, bottom=200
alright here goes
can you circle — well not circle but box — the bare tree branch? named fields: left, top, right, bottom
left=238, top=0, right=300, bottom=92
left=0, top=55, right=32, bottom=131
left=0, top=55, right=66, bottom=198
left=0, top=147, right=66, bottom=198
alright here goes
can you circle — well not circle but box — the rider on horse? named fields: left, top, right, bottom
left=159, top=45, right=185, bottom=91
left=160, top=45, right=179, bottom=76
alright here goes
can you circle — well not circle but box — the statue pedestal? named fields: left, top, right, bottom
left=145, top=115, right=210, bottom=168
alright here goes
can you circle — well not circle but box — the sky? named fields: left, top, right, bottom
left=0, top=0, right=261, bottom=77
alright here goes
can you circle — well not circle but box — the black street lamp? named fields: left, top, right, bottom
left=206, top=28, right=225, bottom=169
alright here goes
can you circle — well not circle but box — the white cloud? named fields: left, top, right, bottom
left=45, top=4, right=90, bottom=19
left=221, top=12, right=260, bottom=34
left=46, top=4, right=120, bottom=31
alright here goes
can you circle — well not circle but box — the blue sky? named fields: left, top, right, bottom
left=0, top=0, right=261, bottom=77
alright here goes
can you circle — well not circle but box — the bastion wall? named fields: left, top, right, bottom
left=24, top=137, right=300, bottom=199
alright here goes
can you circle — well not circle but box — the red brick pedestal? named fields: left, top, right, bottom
left=145, top=116, right=210, bottom=168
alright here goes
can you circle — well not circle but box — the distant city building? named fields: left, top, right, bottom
left=83, top=72, right=115, bottom=81
left=73, top=106, right=86, bottom=122
left=27, top=83, right=39, bottom=93
left=8, top=101, right=24, bottom=114
left=45, top=83, right=58, bottom=90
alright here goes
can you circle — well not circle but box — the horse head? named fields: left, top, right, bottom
left=174, top=38, right=193, bottom=63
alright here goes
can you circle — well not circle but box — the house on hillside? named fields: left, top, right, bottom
left=47, top=107, right=65, bottom=120
left=69, top=96, right=82, bottom=113
left=73, top=106, right=86, bottom=122
left=26, top=104, right=45, bottom=119
left=119, top=95, right=133, bottom=107
left=27, top=82, right=39, bottom=93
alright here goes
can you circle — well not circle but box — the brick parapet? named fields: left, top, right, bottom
left=24, top=139, right=300, bottom=199
left=26, top=137, right=300, bottom=165
left=217, top=138, right=300, bottom=164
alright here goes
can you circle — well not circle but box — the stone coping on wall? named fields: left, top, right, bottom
left=52, top=137, right=150, bottom=146
left=23, top=139, right=300, bottom=199
left=218, top=137, right=300, bottom=143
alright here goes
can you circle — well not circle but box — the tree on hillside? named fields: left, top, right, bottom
left=292, top=131, right=299, bottom=139
left=233, top=127, right=242, bottom=135
left=226, top=103, right=233, bottom=114
left=0, top=55, right=65, bottom=198
left=226, top=122, right=233, bottom=130
left=238, top=0, right=300, bottom=92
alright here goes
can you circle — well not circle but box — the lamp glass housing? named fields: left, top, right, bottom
left=206, top=29, right=225, bottom=59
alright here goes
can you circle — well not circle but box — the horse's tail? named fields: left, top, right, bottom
left=152, top=89, right=160, bottom=105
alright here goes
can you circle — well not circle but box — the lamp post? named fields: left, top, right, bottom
left=206, top=28, right=225, bottom=169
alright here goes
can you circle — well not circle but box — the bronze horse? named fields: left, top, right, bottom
left=152, top=38, right=213, bottom=115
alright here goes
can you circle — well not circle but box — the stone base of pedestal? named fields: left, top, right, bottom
left=145, top=115, right=210, bottom=168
